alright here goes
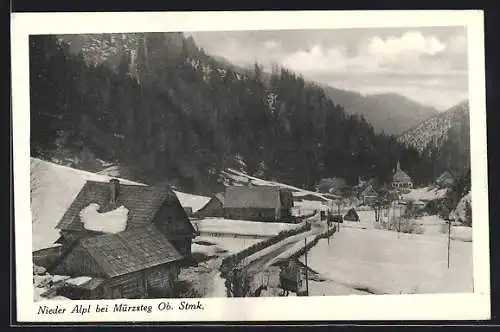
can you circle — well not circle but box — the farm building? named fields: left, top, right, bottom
left=435, top=170, right=456, bottom=188
left=223, top=186, right=294, bottom=222
left=183, top=207, right=194, bottom=217
left=196, top=193, right=225, bottom=218
left=344, top=208, right=360, bottom=222
left=52, top=224, right=183, bottom=299
left=360, top=185, right=378, bottom=205
left=391, top=161, right=413, bottom=190
left=53, top=178, right=197, bottom=258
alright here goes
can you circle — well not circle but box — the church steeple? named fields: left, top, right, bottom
left=396, top=160, right=401, bottom=171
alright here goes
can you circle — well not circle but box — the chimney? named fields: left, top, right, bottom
left=109, top=179, right=120, bottom=206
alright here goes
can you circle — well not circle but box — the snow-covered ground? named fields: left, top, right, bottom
left=192, top=218, right=301, bottom=237
left=180, top=235, right=265, bottom=298
left=402, top=186, right=448, bottom=202
left=294, top=200, right=330, bottom=215
left=301, top=227, right=473, bottom=295
left=30, top=157, right=211, bottom=251
left=193, top=236, right=263, bottom=255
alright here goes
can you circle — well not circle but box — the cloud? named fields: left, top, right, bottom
left=282, top=31, right=465, bottom=75
left=188, top=29, right=468, bottom=110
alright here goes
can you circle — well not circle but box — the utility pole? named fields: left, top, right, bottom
left=327, top=211, right=330, bottom=246
left=397, top=203, right=401, bottom=239
left=447, top=219, right=451, bottom=269
left=304, top=237, right=309, bottom=296
left=337, top=200, right=341, bottom=232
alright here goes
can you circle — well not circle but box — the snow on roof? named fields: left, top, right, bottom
left=173, top=190, right=210, bottom=213
left=223, top=168, right=329, bottom=202
left=30, top=158, right=142, bottom=251
left=392, top=169, right=412, bottom=183
left=30, top=157, right=209, bottom=251
left=401, top=187, right=448, bottom=202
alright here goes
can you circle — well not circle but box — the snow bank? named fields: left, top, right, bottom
left=223, top=168, right=329, bottom=202
left=80, top=203, right=128, bottom=234
left=302, top=227, right=473, bottom=295
left=193, top=218, right=300, bottom=237
left=402, top=187, right=448, bottom=202
left=30, top=158, right=141, bottom=251
left=66, top=276, right=93, bottom=286
left=194, top=236, right=262, bottom=254
left=449, top=192, right=472, bottom=226
left=174, top=191, right=211, bottom=213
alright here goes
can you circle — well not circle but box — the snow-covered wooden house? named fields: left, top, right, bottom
left=54, top=179, right=197, bottom=257
left=41, top=178, right=197, bottom=299
left=223, top=186, right=294, bottom=222
left=53, top=224, right=183, bottom=299
left=196, top=193, right=224, bottom=218
left=360, top=185, right=379, bottom=205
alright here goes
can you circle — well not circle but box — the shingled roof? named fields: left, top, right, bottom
left=224, top=186, right=282, bottom=209
left=77, top=224, right=183, bottom=278
left=392, top=161, right=413, bottom=183
left=214, top=193, right=225, bottom=205
left=55, top=180, right=194, bottom=234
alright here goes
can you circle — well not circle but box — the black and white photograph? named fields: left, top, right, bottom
left=12, top=10, right=490, bottom=322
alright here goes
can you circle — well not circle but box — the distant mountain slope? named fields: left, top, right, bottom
left=211, top=54, right=438, bottom=136
left=322, top=88, right=439, bottom=135
left=398, top=100, right=469, bottom=152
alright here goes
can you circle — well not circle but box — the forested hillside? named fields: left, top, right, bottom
left=321, top=88, right=439, bottom=135
left=398, top=101, right=470, bottom=178
left=29, top=33, right=453, bottom=194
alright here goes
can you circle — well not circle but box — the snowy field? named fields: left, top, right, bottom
left=301, top=227, right=473, bottom=295
left=30, top=157, right=210, bottom=251
left=192, top=218, right=301, bottom=237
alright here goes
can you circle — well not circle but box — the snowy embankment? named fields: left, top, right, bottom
left=222, top=168, right=330, bottom=202
left=301, top=227, right=473, bottom=295
left=184, top=235, right=265, bottom=298
left=402, top=186, right=448, bottom=202
left=193, top=237, right=263, bottom=255
left=30, top=157, right=210, bottom=251
left=192, top=218, right=301, bottom=238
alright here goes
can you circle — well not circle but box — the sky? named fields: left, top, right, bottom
left=186, top=27, right=468, bottom=111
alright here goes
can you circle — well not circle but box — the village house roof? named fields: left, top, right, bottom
left=214, top=193, right=225, bottom=205
left=392, top=161, right=412, bottom=183
left=360, top=185, right=378, bottom=197
left=436, top=170, right=455, bottom=182
left=75, top=224, right=183, bottom=278
left=55, top=180, right=195, bottom=234
left=224, top=186, right=284, bottom=209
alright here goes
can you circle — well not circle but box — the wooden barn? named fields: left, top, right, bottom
left=53, top=224, right=183, bottom=299
left=344, top=208, right=360, bottom=222
left=223, top=186, right=294, bottom=222
left=196, top=193, right=225, bottom=218
left=54, top=179, right=197, bottom=258
left=360, top=185, right=378, bottom=205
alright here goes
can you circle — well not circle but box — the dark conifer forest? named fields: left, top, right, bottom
left=29, top=34, right=470, bottom=194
